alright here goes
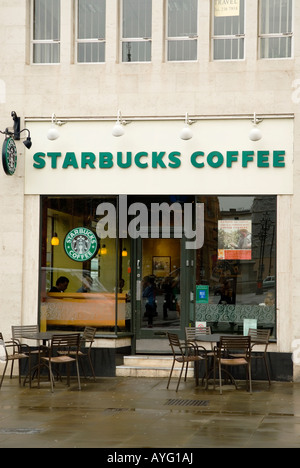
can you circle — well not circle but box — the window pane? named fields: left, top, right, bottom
left=168, top=0, right=198, bottom=38
left=122, top=41, right=151, bottom=62
left=260, top=36, right=292, bottom=58
left=33, top=43, right=60, bottom=64
left=213, top=38, right=244, bottom=60
left=40, top=197, right=129, bottom=333
left=123, top=0, right=152, bottom=38
left=195, top=196, right=277, bottom=339
left=77, top=42, right=105, bottom=63
left=168, top=40, right=197, bottom=61
left=260, top=0, right=293, bottom=34
left=78, top=0, right=106, bottom=39
left=213, top=0, right=245, bottom=37
left=34, top=0, right=60, bottom=40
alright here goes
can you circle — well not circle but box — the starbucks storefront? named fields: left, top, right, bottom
left=24, top=116, right=293, bottom=377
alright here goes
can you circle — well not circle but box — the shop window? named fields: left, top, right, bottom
left=195, top=196, right=276, bottom=339
left=121, top=0, right=152, bottom=62
left=76, top=0, right=106, bottom=63
left=259, top=0, right=293, bottom=59
left=32, top=0, right=60, bottom=64
left=40, top=197, right=131, bottom=334
left=211, top=0, right=245, bottom=61
left=167, top=0, right=198, bottom=62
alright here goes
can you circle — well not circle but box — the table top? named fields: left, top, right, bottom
left=195, top=333, right=241, bottom=342
left=21, top=331, right=79, bottom=341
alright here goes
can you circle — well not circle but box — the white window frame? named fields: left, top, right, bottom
left=75, top=0, right=106, bottom=64
left=259, top=0, right=293, bottom=60
left=120, top=0, right=152, bottom=63
left=211, top=0, right=245, bottom=62
left=166, top=0, right=199, bottom=63
left=31, top=0, right=61, bottom=65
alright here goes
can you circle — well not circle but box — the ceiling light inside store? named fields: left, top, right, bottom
left=51, top=233, right=59, bottom=246
left=249, top=113, right=263, bottom=141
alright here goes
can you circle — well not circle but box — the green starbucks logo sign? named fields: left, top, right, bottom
left=64, top=227, right=98, bottom=262
left=2, top=137, right=17, bottom=175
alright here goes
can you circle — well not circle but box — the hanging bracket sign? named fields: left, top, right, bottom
left=2, top=137, right=17, bottom=176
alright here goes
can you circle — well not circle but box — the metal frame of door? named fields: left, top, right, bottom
left=131, top=233, right=196, bottom=346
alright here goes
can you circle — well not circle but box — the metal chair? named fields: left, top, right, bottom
left=77, top=327, right=97, bottom=381
left=185, top=326, right=214, bottom=385
left=167, top=332, right=208, bottom=392
left=39, top=334, right=81, bottom=392
left=11, top=325, right=43, bottom=385
left=57, top=327, right=97, bottom=380
left=214, top=336, right=252, bottom=395
left=248, top=328, right=271, bottom=385
left=185, top=326, right=213, bottom=349
left=0, top=333, right=29, bottom=388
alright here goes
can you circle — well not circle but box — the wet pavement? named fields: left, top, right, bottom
left=0, top=376, right=300, bottom=448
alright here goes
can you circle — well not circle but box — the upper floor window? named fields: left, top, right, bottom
left=167, top=0, right=198, bottom=62
left=259, top=0, right=293, bottom=59
left=212, top=0, right=245, bottom=61
left=76, top=0, right=106, bottom=63
left=32, top=0, right=60, bottom=64
left=121, top=0, right=152, bottom=62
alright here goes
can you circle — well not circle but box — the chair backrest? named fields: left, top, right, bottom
left=248, top=328, right=270, bottom=344
left=185, top=326, right=211, bottom=342
left=219, top=336, right=251, bottom=358
left=50, top=334, right=81, bottom=355
left=12, top=325, right=39, bottom=340
left=167, top=332, right=182, bottom=356
left=82, top=327, right=97, bottom=343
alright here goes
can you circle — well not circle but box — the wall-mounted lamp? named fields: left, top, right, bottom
left=249, top=113, right=263, bottom=141
left=122, top=248, right=128, bottom=257
left=0, top=111, right=32, bottom=149
left=180, top=113, right=195, bottom=140
left=112, top=110, right=129, bottom=137
left=47, top=113, right=66, bottom=141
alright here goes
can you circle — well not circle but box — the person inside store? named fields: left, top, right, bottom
left=143, top=276, right=157, bottom=328
left=49, top=276, right=69, bottom=293
left=77, top=274, right=93, bottom=292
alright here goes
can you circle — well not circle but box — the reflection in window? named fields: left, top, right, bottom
left=212, top=0, right=245, bottom=60
left=40, top=197, right=131, bottom=334
left=195, top=196, right=276, bottom=338
left=259, top=0, right=293, bottom=59
left=167, top=0, right=198, bottom=61
left=32, top=0, right=60, bottom=64
left=77, top=0, right=106, bottom=63
left=122, top=0, right=152, bottom=62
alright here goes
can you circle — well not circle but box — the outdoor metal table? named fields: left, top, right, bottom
left=21, top=331, right=81, bottom=386
left=21, top=331, right=75, bottom=345
left=194, top=334, right=247, bottom=387
left=195, top=333, right=237, bottom=344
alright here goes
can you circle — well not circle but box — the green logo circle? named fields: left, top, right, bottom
left=64, top=227, right=98, bottom=262
left=2, top=137, right=17, bottom=176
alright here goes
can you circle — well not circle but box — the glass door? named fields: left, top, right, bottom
left=134, top=237, right=193, bottom=345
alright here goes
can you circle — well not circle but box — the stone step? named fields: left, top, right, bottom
left=116, top=355, right=195, bottom=378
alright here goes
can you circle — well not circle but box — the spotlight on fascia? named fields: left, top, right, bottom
left=180, top=113, right=195, bottom=140
left=112, top=110, right=127, bottom=137
left=249, top=112, right=263, bottom=141
left=47, top=113, right=66, bottom=141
